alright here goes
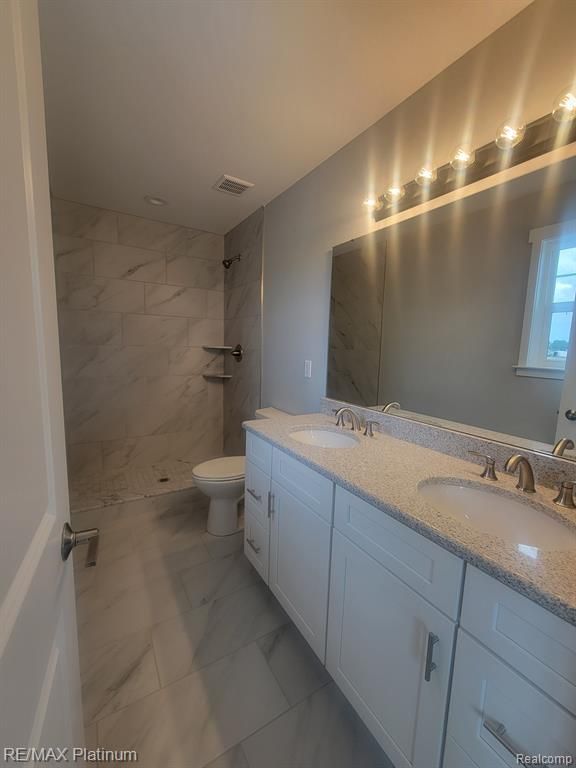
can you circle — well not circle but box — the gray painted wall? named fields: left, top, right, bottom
left=261, top=0, right=576, bottom=414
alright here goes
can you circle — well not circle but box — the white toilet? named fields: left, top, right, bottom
left=192, top=456, right=245, bottom=536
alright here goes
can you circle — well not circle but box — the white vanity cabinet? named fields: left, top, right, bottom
left=327, top=487, right=462, bottom=768
left=445, top=567, right=576, bottom=767
left=243, top=434, right=273, bottom=580
left=244, top=434, right=334, bottom=660
left=268, top=449, right=334, bottom=661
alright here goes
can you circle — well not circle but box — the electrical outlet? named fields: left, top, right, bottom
left=304, top=360, right=312, bottom=378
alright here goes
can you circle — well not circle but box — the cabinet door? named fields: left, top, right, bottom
left=245, top=461, right=271, bottom=528
left=327, top=531, right=455, bottom=768
left=244, top=509, right=269, bottom=583
left=269, top=481, right=332, bottom=661
left=447, top=631, right=576, bottom=767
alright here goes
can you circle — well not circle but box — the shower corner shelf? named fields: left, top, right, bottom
left=202, top=345, right=233, bottom=351
left=203, top=373, right=232, bottom=380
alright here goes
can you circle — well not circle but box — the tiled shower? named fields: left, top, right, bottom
left=52, top=198, right=262, bottom=510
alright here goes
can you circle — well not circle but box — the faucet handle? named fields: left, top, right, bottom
left=363, top=420, right=379, bottom=438
left=553, top=481, right=576, bottom=509
left=468, top=450, right=498, bottom=481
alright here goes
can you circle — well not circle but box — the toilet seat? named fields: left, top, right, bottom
left=192, top=456, right=245, bottom=482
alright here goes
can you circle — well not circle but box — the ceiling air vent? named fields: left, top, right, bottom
left=213, top=174, right=254, bottom=196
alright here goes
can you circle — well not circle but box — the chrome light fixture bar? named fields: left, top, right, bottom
left=371, top=110, right=576, bottom=223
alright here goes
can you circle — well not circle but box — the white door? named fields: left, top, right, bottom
left=327, top=530, right=455, bottom=768
left=269, top=481, right=332, bottom=661
left=556, top=309, right=576, bottom=444
left=0, top=0, right=84, bottom=757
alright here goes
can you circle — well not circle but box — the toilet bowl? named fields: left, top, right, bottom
left=192, top=456, right=245, bottom=536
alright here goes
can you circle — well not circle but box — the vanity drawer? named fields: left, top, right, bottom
left=246, top=432, right=273, bottom=475
left=447, top=630, right=576, bottom=767
left=334, top=486, right=463, bottom=619
left=244, top=508, right=269, bottom=583
left=245, top=461, right=271, bottom=527
left=461, top=566, right=576, bottom=715
left=272, top=448, right=333, bottom=523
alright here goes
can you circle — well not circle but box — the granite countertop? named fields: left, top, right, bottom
left=244, top=413, right=576, bottom=626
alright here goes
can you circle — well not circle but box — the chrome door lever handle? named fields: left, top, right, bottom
left=61, top=522, right=99, bottom=568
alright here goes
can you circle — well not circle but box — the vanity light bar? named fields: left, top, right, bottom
left=369, top=97, right=576, bottom=222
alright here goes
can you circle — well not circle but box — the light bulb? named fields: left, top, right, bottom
left=495, top=122, right=525, bottom=150
left=450, top=146, right=475, bottom=171
left=415, top=167, right=437, bottom=186
left=384, top=186, right=405, bottom=203
left=552, top=89, right=576, bottom=123
left=362, top=197, right=380, bottom=211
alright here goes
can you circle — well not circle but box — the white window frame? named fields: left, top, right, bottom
left=516, top=220, right=576, bottom=380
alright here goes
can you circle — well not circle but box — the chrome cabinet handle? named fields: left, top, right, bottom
left=483, top=718, right=523, bottom=759
left=246, top=487, right=262, bottom=502
left=267, top=492, right=274, bottom=518
left=424, top=632, right=439, bottom=682
left=246, top=537, right=261, bottom=554
left=61, top=522, right=99, bottom=568
left=565, top=409, right=576, bottom=421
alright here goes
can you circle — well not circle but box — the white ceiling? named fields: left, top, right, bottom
left=38, top=0, right=533, bottom=235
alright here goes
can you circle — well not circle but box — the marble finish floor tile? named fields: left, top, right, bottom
left=241, top=682, right=392, bottom=768
left=202, top=529, right=244, bottom=559
left=97, top=642, right=289, bottom=768
left=256, top=623, right=331, bottom=706
left=81, top=628, right=160, bottom=725
left=203, top=746, right=249, bottom=768
left=152, top=583, right=289, bottom=686
left=179, top=550, right=260, bottom=609
left=77, top=573, right=191, bottom=655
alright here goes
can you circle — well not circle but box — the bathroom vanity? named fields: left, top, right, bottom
left=243, top=418, right=576, bottom=768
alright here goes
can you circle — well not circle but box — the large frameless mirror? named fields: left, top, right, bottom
left=328, top=152, right=576, bottom=458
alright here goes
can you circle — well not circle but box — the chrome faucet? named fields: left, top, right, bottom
left=382, top=401, right=401, bottom=413
left=552, top=437, right=575, bottom=457
left=504, top=454, right=536, bottom=493
left=335, top=407, right=362, bottom=431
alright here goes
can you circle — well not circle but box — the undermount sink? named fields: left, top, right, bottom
left=289, top=427, right=359, bottom=449
left=419, top=481, right=576, bottom=552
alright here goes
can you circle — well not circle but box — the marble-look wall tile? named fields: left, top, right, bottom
left=124, top=375, right=209, bottom=437
left=63, top=377, right=128, bottom=443
left=206, top=289, right=225, bottom=320
left=60, top=344, right=169, bottom=381
left=223, top=208, right=263, bottom=455
left=94, top=243, right=166, bottom=284
left=51, top=199, right=118, bottom=243
left=122, top=314, right=188, bottom=347
left=53, top=235, right=94, bottom=275
left=58, top=310, right=122, bottom=347
left=145, top=284, right=207, bottom=318
left=188, top=318, right=224, bottom=347
left=225, top=315, right=261, bottom=352
left=117, top=213, right=190, bottom=252
left=168, top=348, right=222, bottom=376
left=170, top=230, right=224, bottom=262
left=67, top=442, right=103, bottom=478
left=57, top=273, right=145, bottom=314
left=167, top=254, right=224, bottom=290
left=101, top=435, right=171, bottom=473
left=53, top=199, right=225, bottom=479
left=225, top=280, right=261, bottom=321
